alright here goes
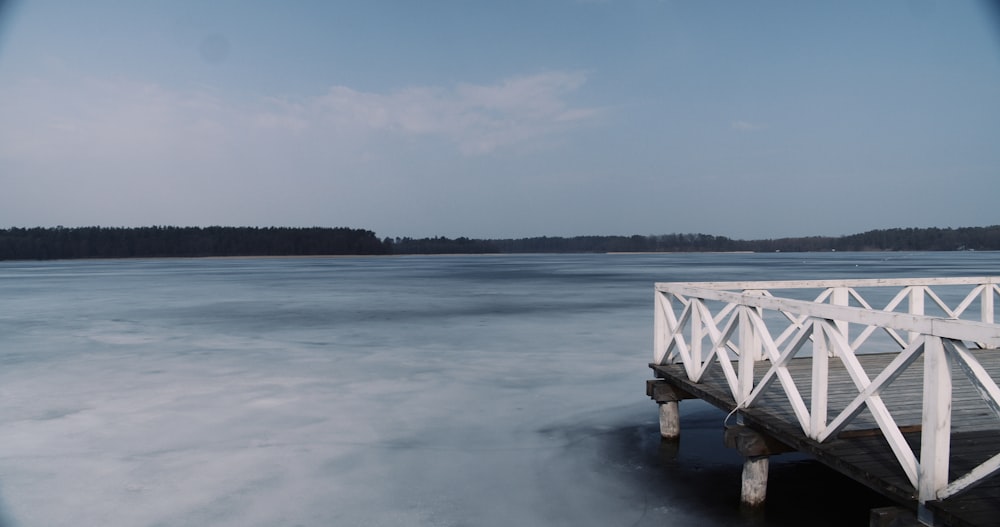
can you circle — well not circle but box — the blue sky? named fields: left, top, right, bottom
left=0, top=1, right=998, bottom=239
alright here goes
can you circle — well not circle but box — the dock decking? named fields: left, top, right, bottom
left=647, top=278, right=1000, bottom=527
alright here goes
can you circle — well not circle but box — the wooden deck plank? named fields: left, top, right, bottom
left=650, top=348, right=1000, bottom=527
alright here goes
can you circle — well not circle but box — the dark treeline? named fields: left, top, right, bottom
left=390, top=226, right=1000, bottom=254
left=752, top=226, right=1000, bottom=253
left=388, top=233, right=738, bottom=254
left=2, top=225, right=999, bottom=260
left=0, top=226, right=388, bottom=260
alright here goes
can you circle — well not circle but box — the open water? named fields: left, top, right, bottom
left=0, top=251, right=997, bottom=526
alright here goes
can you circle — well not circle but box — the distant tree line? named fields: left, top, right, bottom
left=0, top=226, right=388, bottom=260
left=1, top=225, right=998, bottom=260
left=750, top=226, right=1000, bottom=253
left=386, top=233, right=739, bottom=254
left=391, top=226, right=1000, bottom=254
left=835, top=226, right=1000, bottom=252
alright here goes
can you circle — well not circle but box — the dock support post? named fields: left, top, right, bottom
left=646, top=379, right=693, bottom=440
left=658, top=400, right=680, bottom=439
left=724, top=424, right=794, bottom=508
left=741, top=456, right=769, bottom=507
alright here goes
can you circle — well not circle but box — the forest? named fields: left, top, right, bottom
left=391, top=226, right=1000, bottom=254
left=1, top=225, right=998, bottom=260
left=0, top=226, right=389, bottom=260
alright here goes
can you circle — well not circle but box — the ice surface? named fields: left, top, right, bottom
left=0, top=252, right=995, bottom=526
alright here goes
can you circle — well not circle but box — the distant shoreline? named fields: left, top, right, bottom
left=605, top=251, right=756, bottom=255
left=4, top=250, right=998, bottom=265
left=2, top=225, right=999, bottom=261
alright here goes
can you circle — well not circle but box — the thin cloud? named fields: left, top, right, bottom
left=0, top=70, right=603, bottom=226
left=307, top=71, right=599, bottom=154
left=0, top=70, right=599, bottom=165
left=0, top=76, right=231, bottom=162
left=731, top=120, right=766, bottom=132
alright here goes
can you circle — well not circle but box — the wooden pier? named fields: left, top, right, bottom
left=646, top=277, right=1000, bottom=527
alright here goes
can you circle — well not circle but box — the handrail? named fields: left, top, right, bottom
left=653, top=277, right=1000, bottom=507
left=658, top=283, right=1000, bottom=346
left=656, top=276, right=1000, bottom=290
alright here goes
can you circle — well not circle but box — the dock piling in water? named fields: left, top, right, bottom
left=723, top=424, right=794, bottom=507
left=646, top=379, right=692, bottom=440
left=658, top=401, right=680, bottom=439
left=740, top=456, right=768, bottom=507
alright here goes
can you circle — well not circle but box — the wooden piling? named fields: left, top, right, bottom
left=740, top=456, right=769, bottom=507
left=646, top=379, right=693, bottom=440
left=723, top=424, right=794, bottom=507
left=658, top=400, right=680, bottom=439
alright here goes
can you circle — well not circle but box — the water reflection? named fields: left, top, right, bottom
left=567, top=404, right=893, bottom=527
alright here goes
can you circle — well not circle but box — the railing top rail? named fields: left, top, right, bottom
left=657, top=282, right=1000, bottom=347
left=655, top=276, right=1000, bottom=291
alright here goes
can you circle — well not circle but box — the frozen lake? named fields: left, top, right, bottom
left=0, top=252, right=997, bottom=526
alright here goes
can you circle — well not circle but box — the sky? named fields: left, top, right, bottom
left=0, top=1, right=998, bottom=240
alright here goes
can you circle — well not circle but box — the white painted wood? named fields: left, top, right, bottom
left=881, top=286, right=909, bottom=309
left=832, top=286, right=850, bottom=341
left=919, top=336, right=952, bottom=503
left=943, top=339, right=1000, bottom=420
left=738, top=306, right=757, bottom=404
left=939, top=450, right=1000, bottom=500
left=952, top=285, right=983, bottom=319
left=655, top=276, right=1000, bottom=292
left=810, top=320, right=829, bottom=439
left=984, top=285, right=996, bottom=324
left=661, top=294, right=688, bottom=363
left=847, top=287, right=870, bottom=308
left=925, top=287, right=956, bottom=318
left=691, top=297, right=704, bottom=367
left=713, top=301, right=738, bottom=327
left=909, top=286, right=925, bottom=345
left=846, top=287, right=876, bottom=350
left=652, top=277, right=1000, bottom=500
left=744, top=311, right=811, bottom=434
left=766, top=288, right=831, bottom=351
left=824, top=322, right=919, bottom=488
left=660, top=295, right=693, bottom=370
left=658, top=284, right=1000, bottom=346
left=817, top=338, right=925, bottom=442
left=654, top=291, right=667, bottom=364
left=982, top=285, right=997, bottom=347
left=692, top=302, right=740, bottom=394
left=744, top=321, right=812, bottom=402
left=772, top=309, right=810, bottom=349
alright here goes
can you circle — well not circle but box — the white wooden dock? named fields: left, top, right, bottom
left=646, top=277, right=1000, bottom=527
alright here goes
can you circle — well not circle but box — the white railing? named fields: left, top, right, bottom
left=653, top=277, right=1000, bottom=505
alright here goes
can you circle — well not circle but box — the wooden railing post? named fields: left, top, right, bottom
left=831, top=286, right=850, bottom=343
left=738, top=306, right=758, bottom=405
left=691, top=298, right=703, bottom=367
left=983, top=282, right=995, bottom=325
left=654, top=290, right=667, bottom=364
left=909, top=286, right=926, bottom=344
left=810, top=318, right=829, bottom=439
left=919, top=336, right=952, bottom=513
